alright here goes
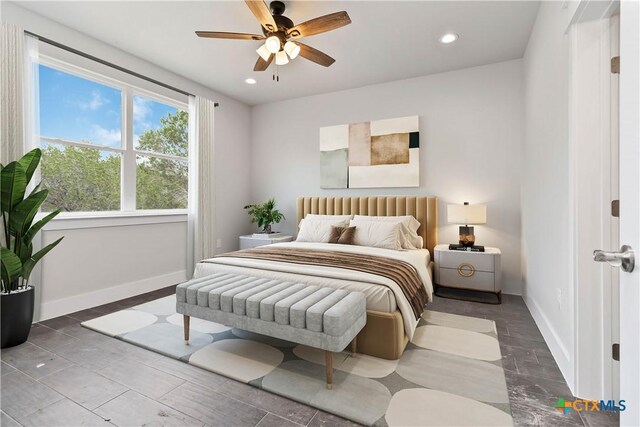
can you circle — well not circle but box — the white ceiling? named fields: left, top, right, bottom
left=18, top=1, right=540, bottom=105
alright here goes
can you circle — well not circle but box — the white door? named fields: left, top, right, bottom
left=619, top=1, right=639, bottom=425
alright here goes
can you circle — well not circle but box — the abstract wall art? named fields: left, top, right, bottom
left=319, top=116, right=419, bottom=189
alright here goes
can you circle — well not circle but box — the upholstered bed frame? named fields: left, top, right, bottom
left=296, top=196, right=438, bottom=359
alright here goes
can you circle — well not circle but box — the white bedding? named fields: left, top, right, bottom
left=195, top=241, right=433, bottom=339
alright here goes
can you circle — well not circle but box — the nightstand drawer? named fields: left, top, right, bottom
left=438, top=251, right=495, bottom=272
left=438, top=267, right=496, bottom=292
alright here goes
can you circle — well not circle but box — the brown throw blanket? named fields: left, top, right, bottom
left=215, top=247, right=427, bottom=319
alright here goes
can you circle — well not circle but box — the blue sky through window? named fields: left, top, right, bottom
left=133, top=95, right=179, bottom=151
left=38, top=64, right=179, bottom=150
left=39, top=64, right=122, bottom=148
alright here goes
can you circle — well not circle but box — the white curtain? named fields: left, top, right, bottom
left=1, top=23, right=25, bottom=163
left=0, top=23, right=39, bottom=164
left=187, top=96, right=216, bottom=277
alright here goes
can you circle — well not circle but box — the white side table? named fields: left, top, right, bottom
left=433, top=244, right=502, bottom=303
left=239, top=234, right=293, bottom=249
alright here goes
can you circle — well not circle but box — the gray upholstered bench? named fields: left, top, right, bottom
left=176, top=273, right=367, bottom=388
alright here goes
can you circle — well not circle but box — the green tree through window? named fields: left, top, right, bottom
left=41, top=145, right=121, bottom=212
left=136, top=110, right=189, bottom=210
left=41, top=110, right=189, bottom=212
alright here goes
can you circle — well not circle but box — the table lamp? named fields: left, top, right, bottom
left=447, top=202, right=487, bottom=249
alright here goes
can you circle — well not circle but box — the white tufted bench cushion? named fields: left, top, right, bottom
left=176, top=273, right=367, bottom=388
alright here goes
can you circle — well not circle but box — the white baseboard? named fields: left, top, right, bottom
left=37, top=270, right=187, bottom=321
left=524, top=295, right=575, bottom=394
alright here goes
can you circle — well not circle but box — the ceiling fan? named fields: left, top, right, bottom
left=196, top=1, right=351, bottom=73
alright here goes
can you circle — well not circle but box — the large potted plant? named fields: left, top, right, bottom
left=244, top=198, right=285, bottom=235
left=1, top=148, right=63, bottom=348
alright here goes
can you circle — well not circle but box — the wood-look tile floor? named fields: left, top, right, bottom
left=0, top=287, right=619, bottom=427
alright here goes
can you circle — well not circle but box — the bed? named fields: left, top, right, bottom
left=194, top=196, right=438, bottom=359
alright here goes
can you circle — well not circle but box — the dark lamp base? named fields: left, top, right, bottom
left=458, top=225, right=475, bottom=247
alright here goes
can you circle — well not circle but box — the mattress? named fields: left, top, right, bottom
left=195, top=241, right=433, bottom=339
left=195, top=261, right=398, bottom=312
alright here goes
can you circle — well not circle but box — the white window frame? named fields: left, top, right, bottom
left=36, top=55, right=189, bottom=219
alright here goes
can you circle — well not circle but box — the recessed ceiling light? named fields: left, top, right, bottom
left=439, top=33, right=459, bottom=44
left=245, top=78, right=257, bottom=85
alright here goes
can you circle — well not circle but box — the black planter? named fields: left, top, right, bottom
left=1, top=287, right=35, bottom=349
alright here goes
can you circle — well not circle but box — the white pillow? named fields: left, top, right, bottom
left=352, top=215, right=423, bottom=249
left=296, top=218, right=350, bottom=243
left=349, top=220, right=404, bottom=250
left=353, top=215, right=419, bottom=232
left=299, top=214, right=353, bottom=229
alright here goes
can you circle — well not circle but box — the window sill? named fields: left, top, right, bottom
left=40, top=210, right=188, bottom=231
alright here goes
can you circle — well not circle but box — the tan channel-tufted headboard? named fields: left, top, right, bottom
left=296, top=196, right=438, bottom=255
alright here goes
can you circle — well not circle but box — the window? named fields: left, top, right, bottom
left=133, top=96, right=188, bottom=210
left=37, top=61, right=188, bottom=214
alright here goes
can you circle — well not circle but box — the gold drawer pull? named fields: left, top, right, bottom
left=457, top=263, right=476, bottom=277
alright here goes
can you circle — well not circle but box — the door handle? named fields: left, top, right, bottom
left=593, top=245, right=635, bottom=273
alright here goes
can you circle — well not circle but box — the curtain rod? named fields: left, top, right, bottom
left=25, top=30, right=219, bottom=107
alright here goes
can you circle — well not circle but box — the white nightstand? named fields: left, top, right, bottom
left=433, top=244, right=502, bottom=303
left=239, top=234, right=293, bottom=249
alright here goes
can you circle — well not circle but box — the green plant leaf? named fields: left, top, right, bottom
left=17, top=239, right=33, bottom=264
left=18, top=148, right=42, bottom=184
left=23, top=210, right=60, bottom=245
left=9, top=190, right=48, bottom=236
left=1, top=162, right=27, bottom=214
left=245, top=199, right=284, bottom=231
left=1, top=246, right=22, bottom=290
left=21, top=236, right=63, bottom=283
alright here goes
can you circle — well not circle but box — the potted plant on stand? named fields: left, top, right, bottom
left=1, top=148, right=63, bottom=348
left=244, top=198, right=285, bottom=236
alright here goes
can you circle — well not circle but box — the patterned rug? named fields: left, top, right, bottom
left=82, top=295, right=513, bottom=426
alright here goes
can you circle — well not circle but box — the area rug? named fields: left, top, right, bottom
left=82, top=295, right=513, bottom=426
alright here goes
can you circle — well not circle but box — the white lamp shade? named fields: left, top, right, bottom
left=284, top=41, right=300, bottom=59
left=447, top=204, right=487, bottom=225
left=275, top=50, right=289, bottom=65
left=256, top=44, right=271, bottom=61
left=265, top=36, right=281, bottom=53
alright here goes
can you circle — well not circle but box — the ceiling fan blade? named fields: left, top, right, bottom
left=297, top=43, right=335, bottom=67
left=254, top=54, right=274, bottom=71
left=245, top=0, right=278, bottom=33
left=287, top=11, right=351, bottom=39
left=196, top=31, right=265, bottom=40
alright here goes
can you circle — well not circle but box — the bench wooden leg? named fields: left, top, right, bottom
left=325, top=351, right=333, bottom=389
left=183, top=315, right=190, bottom=344
left=350, top=336, right=357, bottom=357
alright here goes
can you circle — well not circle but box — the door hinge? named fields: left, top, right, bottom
left=612, top=343, right=620, bottom=361
left=611, top=56, right=620, bottom=74
left=612, top=200, right=620, bottom=217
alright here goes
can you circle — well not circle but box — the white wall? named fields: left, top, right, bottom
left=250, top=60, right=524, bottom=295
left=38, top=218, right=188, bottom=320
left=521, top=1, right=574, bottom=387
left=1, top=2, right=253, bottom=320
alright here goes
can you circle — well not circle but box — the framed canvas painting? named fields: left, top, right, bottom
left=319, top=116, right=419, bottom=189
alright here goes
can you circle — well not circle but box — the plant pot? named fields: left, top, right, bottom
left=1, top=287, right=35, bottom=349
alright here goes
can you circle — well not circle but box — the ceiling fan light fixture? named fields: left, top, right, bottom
left=284, top=41, right=300, bottom=59
left=265, top=35, right=281, bottom=53
left=256, top=44, right=272, bottom=61
left=275, top=50, right=289, bottom=65
left=439, top=33, right=459, bottom=44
